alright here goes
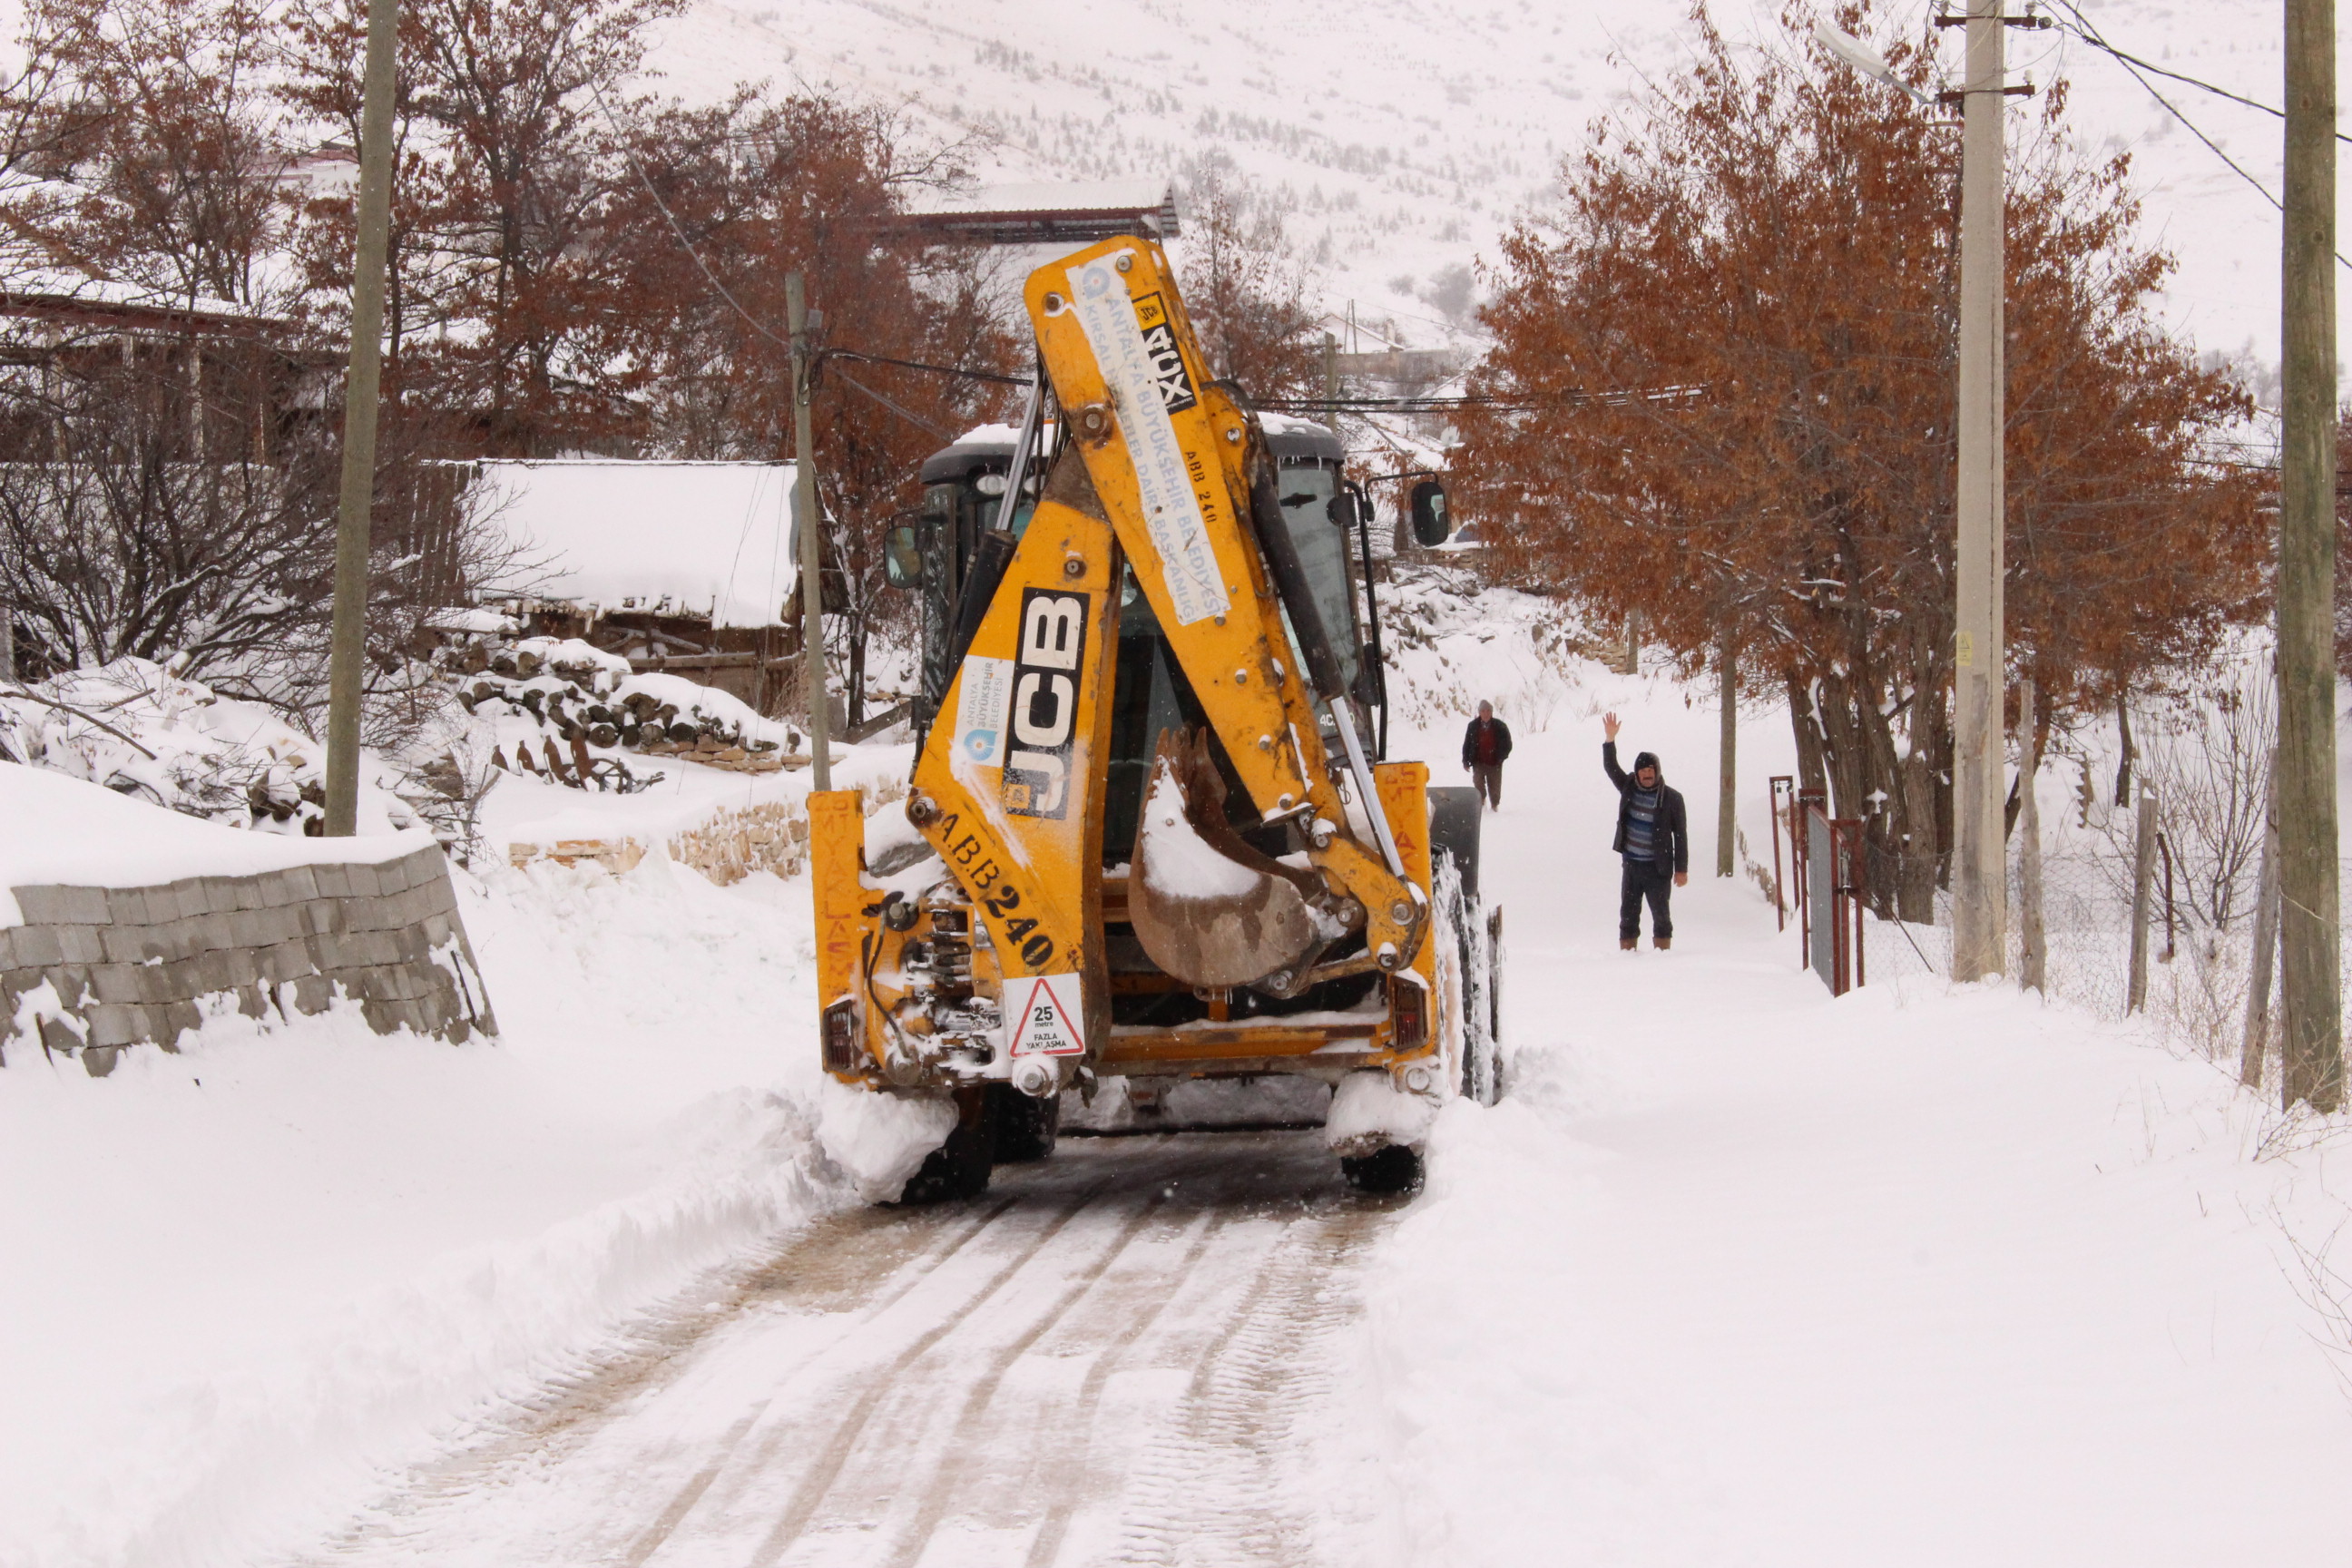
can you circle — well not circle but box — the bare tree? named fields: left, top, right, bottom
left=29, top=0, right=298, bottom=311
left=1175, top=156, right=1320, bottom=398
left=0, top=352, right=519, bottom=721
left=2134, top=663, right=2275, bottom=932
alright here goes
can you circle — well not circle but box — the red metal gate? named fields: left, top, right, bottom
left=1793, top=796, right=1867, bottom=995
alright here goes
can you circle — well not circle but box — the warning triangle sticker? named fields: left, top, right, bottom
left=1006, top=974, right=1084, bottom=1057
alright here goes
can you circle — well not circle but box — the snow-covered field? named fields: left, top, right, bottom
left=7, top=589, right=2352, bottom=1565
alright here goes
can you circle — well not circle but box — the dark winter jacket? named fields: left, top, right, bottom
left=1462, top=716, right=1514, bottom=770
left=1603, top=740, right=1689, bottom=874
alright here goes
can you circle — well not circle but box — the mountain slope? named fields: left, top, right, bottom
left=648, top=0, right=2349, bottom=377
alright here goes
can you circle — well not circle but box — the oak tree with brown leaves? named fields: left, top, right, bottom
left=1455, top=1, right=2262, bottom=916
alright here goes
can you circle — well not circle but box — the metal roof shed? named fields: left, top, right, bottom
left=887, top=179, right=1181, bottom=247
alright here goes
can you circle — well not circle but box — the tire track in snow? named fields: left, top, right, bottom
left=870, top=1191, right=1174, bottom=1568
left=297, top=1132, right=1393, bottom=1568
left=1020, top=1208, right=1239, bottom=1568
left=739, top=1181, right=1115, bottom=1566
left=1109, top=1207, right=1380, bottom=1567
left=298, top=1192, right=1021, bottom=1566
left=616, top=1195, right=1022, bottom=1566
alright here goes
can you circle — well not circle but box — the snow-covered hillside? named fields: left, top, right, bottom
left=648, top=0, right=2350, bottom=378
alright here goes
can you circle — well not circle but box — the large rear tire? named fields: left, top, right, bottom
left=897, top=1086, right=995, bottom=1203
left=990, top=1083, right=1060, bottom=1163
left=1340, top=1143, right=1424, bottom=1194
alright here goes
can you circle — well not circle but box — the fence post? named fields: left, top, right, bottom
left=1769, top=775, right=1794, bottom=929
left=2242, top=762, right=2281, bottom=1087
left=2128, top=787, right=2161, bottom=1014
left=2017, top=677, right=2046, bottom=993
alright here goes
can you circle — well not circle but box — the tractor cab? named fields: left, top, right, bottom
left=895, top=416, right=1394, bottom=829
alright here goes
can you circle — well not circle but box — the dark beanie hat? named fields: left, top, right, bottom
left=1632, top=750, right=1660, bottom=774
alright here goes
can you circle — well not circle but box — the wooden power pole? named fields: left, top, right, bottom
left=1717, top=632, right=1736, bottom=877
left=788, top=273, right=833, bottom=793
left=322, top=0, right=401, bottom=835
left=1323, top=331, right=1339, bottom=436
left=2278, top=0, right=2342, bottom=1110
left=1950, top=0, right=2009, bottom=980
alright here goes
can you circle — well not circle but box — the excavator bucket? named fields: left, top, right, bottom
left=1128, top=729, right=1326, bottom=989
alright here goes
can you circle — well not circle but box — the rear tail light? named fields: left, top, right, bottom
left=1390, top=979, right=1426, bottom=1049
left=822, top=1000, right=862, bottom=1073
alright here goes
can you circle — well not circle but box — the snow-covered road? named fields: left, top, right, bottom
left=17, top=616, right=2352, bottom=1567
left=299, top=1132, right=1393, bottom=1567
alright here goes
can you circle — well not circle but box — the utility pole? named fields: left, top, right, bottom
left=322, top=0, right=401, bottom=836
left=788, top=273, right=832, bottom=793
left=1322, top=331, right=1339, bottom=436
left=1949, top=0, right=2008, bottom=980
left=1717, top=631, right=1736, bottom=877
left=2279, top=0, right=2342, bottom=1110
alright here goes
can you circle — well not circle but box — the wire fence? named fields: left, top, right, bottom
left=1862, top=848, right=2145, bottom=1019
left=1851, top=828, right=2349, bottom=1083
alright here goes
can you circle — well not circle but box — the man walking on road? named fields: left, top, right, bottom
left=1602, top=711, right=1688, bottom=950
left=1463, top=700, right=1513, bottom=810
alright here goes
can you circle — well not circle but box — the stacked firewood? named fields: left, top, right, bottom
left=666, top=800, right=809, bottom=883
left=446, top=638, right=799, bottom=790
left=509, top=801, right=811, bottom=884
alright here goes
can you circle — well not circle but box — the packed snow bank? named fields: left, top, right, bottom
left=0, top=762, right=434, bottom=924
left=818, top=1077, right=958, bottom=1200
left=1324, top=1065, right=1438, bottom=1155
left=0, top=803, right=882, bottom=1568
left=1348, top=679, right=2352, bottom=1567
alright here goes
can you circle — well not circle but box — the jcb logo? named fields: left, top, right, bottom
left=1132, top=292, right=1197, bottom=415
left=1004, top=589, right=1088, bottom=819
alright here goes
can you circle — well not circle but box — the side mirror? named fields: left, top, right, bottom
left=884, top=524, right=924, bottom=588
left=1409, top=479, right=1452, bottom=547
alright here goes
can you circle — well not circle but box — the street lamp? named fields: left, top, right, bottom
left=1814, top=22, right=1933, bottom=104
left=1818, top=8, right=2011, bottom=983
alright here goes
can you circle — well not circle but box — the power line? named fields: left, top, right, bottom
left=590, top=83, right=797, bottom=355
left=2040, top=0, right=2352, bottom=270
left=1261, top=382, right=1707, bottom=415
left=822, top=348, right=1026, bottom=387
left=833, top=368, right=956, bottom=440
left=2043, top=0, right=2352, bottom=143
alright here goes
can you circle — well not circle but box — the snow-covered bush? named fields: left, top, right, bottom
left=0, top=658, right=420, bottom=835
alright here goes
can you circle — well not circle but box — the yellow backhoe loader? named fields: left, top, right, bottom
left=809, top=235, right=1501, bottom=1200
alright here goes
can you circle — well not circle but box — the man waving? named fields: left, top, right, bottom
left=1602, top=711, right=1688, bottom=950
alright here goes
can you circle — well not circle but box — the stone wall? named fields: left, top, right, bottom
left=1, top=844, right=496, bottom=1075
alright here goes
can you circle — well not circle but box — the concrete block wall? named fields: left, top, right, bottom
left=1, top=844, right=496, bottom=1075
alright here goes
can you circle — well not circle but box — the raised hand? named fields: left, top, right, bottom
left=1602, top=711, right=1622, bottom=741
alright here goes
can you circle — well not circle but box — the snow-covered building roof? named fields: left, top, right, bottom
left=466, top=459, right=799, bottom=629
left=892, top=179, right=1180, bottom=246
left=0, top=270, right=274, bottom=335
